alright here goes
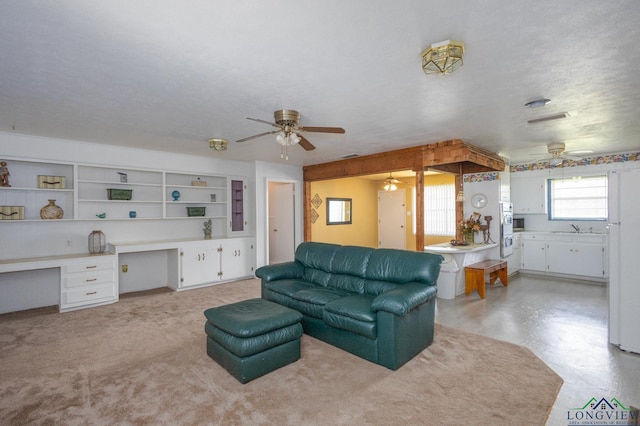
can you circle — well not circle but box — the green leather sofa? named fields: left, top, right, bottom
left=255, top=242, right=444, bottom=370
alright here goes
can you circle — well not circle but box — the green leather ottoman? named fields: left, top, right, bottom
left=204, top=298, right=303, bottom=383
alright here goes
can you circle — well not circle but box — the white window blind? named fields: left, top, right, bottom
left=413, top=184, right=456, bottom=235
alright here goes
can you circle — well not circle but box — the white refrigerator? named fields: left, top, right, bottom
left=608, top=169, right=640, bottom=353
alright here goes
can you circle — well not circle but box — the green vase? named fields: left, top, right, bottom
left=464, top=230, right=475, bottom=243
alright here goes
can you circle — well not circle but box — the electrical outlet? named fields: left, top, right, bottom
left=66, top=240, right=72, bottom=247
left=121, top=265, right=128, bottom=273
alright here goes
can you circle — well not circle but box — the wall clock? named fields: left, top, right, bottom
left=471, top=193, right=487, bottom=208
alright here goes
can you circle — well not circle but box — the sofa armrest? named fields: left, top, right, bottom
left=255, top=261, right=305, bottom=282
left=371, top=283, right=437, bottom=316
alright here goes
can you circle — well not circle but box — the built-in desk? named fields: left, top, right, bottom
left=0, top=253, right=117, bottom=314
left=424, top=243, right=499, bottom=298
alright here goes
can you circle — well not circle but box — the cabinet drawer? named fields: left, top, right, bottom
left=64, top=283, right=116, bottom=305
left=63, top=259, right=114, bottom=274
left=63, top=270, right=115, bottom=288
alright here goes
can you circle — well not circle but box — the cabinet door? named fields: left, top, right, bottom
left=574, top=242, right=605, bottom=278
left=546, top=240, right=575, bottom=275
left=508, top=234, right=521, bottom=274
left=521, top=237, right=546, bottom=271
left=511, top=177, right=546, bottom=214
left=180, top=244, right=220, bottom=287
left=230, top=180, right=245, bottom=232
left=220, top=238, right=255, bottom=280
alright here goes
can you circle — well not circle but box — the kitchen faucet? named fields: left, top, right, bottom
left=570, top=223, right=580, bottom=233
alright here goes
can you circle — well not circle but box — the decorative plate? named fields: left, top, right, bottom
left=471, top=193, right=487, bottom=208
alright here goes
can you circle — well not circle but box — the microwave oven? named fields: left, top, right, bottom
left=513, top=217, right=525, bottom=231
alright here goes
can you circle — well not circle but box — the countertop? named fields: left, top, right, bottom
left=423, top=242, right=498, bottom=253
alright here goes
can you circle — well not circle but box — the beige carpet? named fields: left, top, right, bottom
left=0, top=279, right=562, bottom=425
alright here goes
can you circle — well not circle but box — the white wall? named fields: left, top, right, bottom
left=253, top=161, right=304, bottom=268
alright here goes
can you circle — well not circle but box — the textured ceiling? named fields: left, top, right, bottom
left=2, top=1, right=640, bottom=166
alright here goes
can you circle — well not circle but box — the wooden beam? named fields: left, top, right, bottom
left=414, top=171, right=424, bottom=251
left=304, top=180, right=311, bottom=241
left=304, top=139, right=505, bottom=182
left=303, top=146, right=424, bottom=181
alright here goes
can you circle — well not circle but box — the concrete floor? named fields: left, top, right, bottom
left=435, top=273, right=640, bottom=425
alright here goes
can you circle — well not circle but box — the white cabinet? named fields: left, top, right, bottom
left=77, top=165, right=163, bottom=220
left=60, top=256, right=117, bottom=312
left=219, top=237, right=255, bottom=280
left=520, top=232, right=607, bottom=280
left=0, top=159, right=74, bottom=221
left=179, top=243, right=220, bottom=288
left=546, top=234, right=607, bottom=278
left=511, top=176, right=546, bottom=214
left=521, top=234, right=546, bottom=271
left=507, top=233, right=521, bottom=275
left=177, top=237, right=255, bottom=289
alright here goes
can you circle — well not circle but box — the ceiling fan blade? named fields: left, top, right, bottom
left=298, top=135, right=316, bottom=151
left=563, top=154, right=583, bottom=161
left=299, top=126, right=345, bottom=134
left=236, top=130, right=279, bottom=143
left=246, top=117, right=281, bottom=129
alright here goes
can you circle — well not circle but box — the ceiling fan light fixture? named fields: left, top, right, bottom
left=208, top=138, right=228, bottom=151
left=384, top=173, right=399, bottom=191
left=524, top=99, right=551, bottom=108
left=421, top=40, right=464, bottom=75
left=549, top=157, right=563, bottom=166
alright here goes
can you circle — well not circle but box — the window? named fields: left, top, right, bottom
left=548, top=175, right=608, bottom=220
left=413, top=184, right=456, bottom=235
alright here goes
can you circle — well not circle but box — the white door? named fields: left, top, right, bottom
left=378, top=189, right=406, bottom=249
left=268, top=182, right=295, bottom=264
left=618, top=170, right=640, bottom=353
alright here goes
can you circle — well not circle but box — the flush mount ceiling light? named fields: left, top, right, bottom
left=525, top=99, right=551, bottom=108
left=208, top=138, right=228, bottom=151
left=421, top=40, right=464, bottom=75
left=527, top=112, right=570, bottom=124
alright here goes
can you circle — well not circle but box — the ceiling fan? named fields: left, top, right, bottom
left=236, top=109, right=345, bottom=160
left=382, top=173, right=402, bottom=191
left=532, top=142, right=593, bottom=166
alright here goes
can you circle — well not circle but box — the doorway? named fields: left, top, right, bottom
left=267, top=181, right=296, bottom=264
left=378, top=189, right=406, bottom=249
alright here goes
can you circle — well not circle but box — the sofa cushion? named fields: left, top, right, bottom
left=323, top=294, right=377, bottom=339
left=327, top=274, right=366, bottom=294
left=290, top=287, right=353, bottom=319
left=324, top=294, right=377, bottom=322
left=365, top=249, right=442, bottom=285
left=203, top=298, right=302, bottom=338
left=363, top=279, right=400, bottom=296
left=331, top=246, right=373, bottom=277
left=263, top=279, right=316, bottom=297
left=295, top=241, right=340, bottom=271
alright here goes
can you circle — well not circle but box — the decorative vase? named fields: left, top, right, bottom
left=88, top=230, right=106, bottom=254
left=464, top=230, right=475, bottom=244
left=40, top=199, right=64, bottom=219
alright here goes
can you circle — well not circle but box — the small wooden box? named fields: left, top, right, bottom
left=0, top=206, right=25, bottom=220
left=37, top=175, right=66, bottom=189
